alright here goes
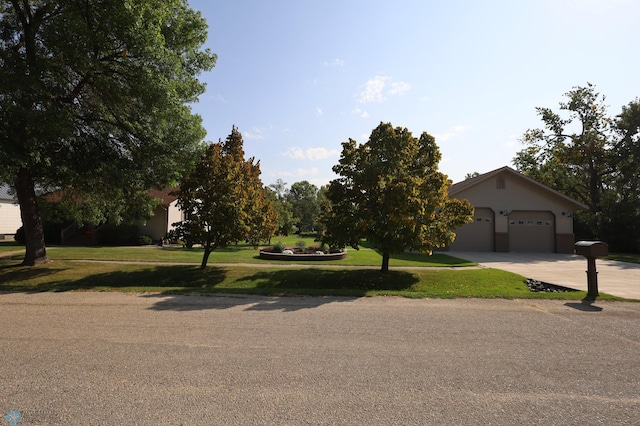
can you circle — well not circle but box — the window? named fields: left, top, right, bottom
left=496, top=176, right=506, bottom=190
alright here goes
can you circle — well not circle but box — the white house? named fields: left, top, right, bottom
left=0, top=184, right=22, bottom=239
left=136, top=187, right=183, bottom=241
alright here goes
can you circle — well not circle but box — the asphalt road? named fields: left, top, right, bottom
left=1, top=292, right=639, bottom=425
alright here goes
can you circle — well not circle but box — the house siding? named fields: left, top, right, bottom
left=447, top=167, right=586, bottom=253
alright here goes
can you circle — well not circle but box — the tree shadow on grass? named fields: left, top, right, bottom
left=0, top=260, right=70, bottom=287
left=0, top=263, right=226, bottom=293
left=235, top=268, right=419, bottom=293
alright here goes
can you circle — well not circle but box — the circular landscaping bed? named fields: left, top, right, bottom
left=259, top=248, right=347, bottom=261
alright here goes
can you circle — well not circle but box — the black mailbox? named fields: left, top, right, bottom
left=575, top=241, right=609, bottom=258
left=574, top=241, right=609, bottom=298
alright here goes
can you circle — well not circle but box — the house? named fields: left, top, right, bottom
left=137, top=187, right=183, bottom=242
left=0, top=183, right=21, bottom=239
left=447, top=166, right=588, bottom=253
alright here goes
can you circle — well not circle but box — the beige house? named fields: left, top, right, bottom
left=137, top=187, right=183, bottom=241
left=447, top=167, right=588, bottom=253
left=0, top=184, right=21, bottom=239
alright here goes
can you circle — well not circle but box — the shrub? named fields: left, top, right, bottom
left=14, top=226, right=25, bottom=244
left=98, top=224, right=140, bottom=246
left=295, top=240, right=306, bottom=251
left=136, top=234, right=153, bottom=246
left=272, top=241, right=286, bottom=253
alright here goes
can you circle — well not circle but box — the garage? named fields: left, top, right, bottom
left=449, top=207, right=495, bottom=251
left=508, top=211, right=555, bottom=252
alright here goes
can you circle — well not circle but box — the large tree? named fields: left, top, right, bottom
left=320, top=122, right=474, bottom=272
left=513, top=84, right=640, bottom=250
left=267, top=179, right=297, bottom=236
left=172, top=127, right=276, bottom=269
left=287, top=180, right=320, bottom=233
left=0, top=0, right=216, bottom=265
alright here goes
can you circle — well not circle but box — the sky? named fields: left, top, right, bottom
left=187, top=0, right=639, bottom=188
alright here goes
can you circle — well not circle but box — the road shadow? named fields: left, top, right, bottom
left=145, top=292, right=356, bottom=312
left=145, top=269, right=419, bottom=312
left=564, top=298, right=604, bottom=312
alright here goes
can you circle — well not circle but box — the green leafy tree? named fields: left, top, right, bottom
left=267, top=181, right=297, bottom=236
left=0, top=0, right=216, bottom=265
left=173, top=127, right=275, bottom=268
left=288, top=180, right=319, bottom=233
left=320, top=122, right=474, bottom=273
left=513, top=84, right=640, bottom=250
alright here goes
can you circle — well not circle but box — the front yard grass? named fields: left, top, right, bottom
left=606, top=253, right=640, bottom=264
left=1, top=239, right=635, bottom=300
left=31, top=239, right=476, bottom=268
left=0, top=257, right=627, bottom=301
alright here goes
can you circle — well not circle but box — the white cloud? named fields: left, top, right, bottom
left=358, top=75, right=390, bottom=104
left=244, top=126, right=265, bottom=140
left=316, top=107, right=324, bottom=119
left=389, top=81, right=411, bottom=96
left=271, top=167, right=319, bottom=178
left=352, top=107, right=369, bottom=118
left=435, top=125, right=472, bottom=142
left=503, top=134, right=519, bottom=148
left=284, top=146, right=339, bottom=161
left=323, top=58, right=345, bottom=67
left=357, top=75, right=411, bottom=104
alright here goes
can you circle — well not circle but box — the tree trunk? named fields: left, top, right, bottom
left=381, top=252, right=390, bottom=273
left=200, top=245, right=213, bottom=269
left=15, top=168, right=49, bottom=266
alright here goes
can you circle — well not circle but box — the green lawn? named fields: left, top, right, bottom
left=0, top=258, right=618, bottom=300
left=607, top=253, right=640, bottom=264
left=0, top=239, right=635, bottom=300
left=0, top=241, right=23, bottom=252
left=25, top=237, right=477, bottom=268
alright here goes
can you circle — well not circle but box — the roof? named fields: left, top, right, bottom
left=42, top=186, right=180, bottom=205
left=0, top=184, right=16, bottom=201
left=148, top=187, right=179, bottom=205
left=449, top=166, right=589, bottom=211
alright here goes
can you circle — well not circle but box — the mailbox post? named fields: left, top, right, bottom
left=574, top=241, right=609, bottom=298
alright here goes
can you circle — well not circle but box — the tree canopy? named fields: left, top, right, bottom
left=172, top=127, right=276, bottom=269
left=287, top=180, right=319, bottom=233
left=513, top=83, right=640, bottom=251
left=319, top=122, right=474, bottom=272
left=0, top=0, right=216, bottom=265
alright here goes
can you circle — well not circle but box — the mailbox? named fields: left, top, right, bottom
left=574, top=241, right=609, bottom=258
left=574, top=241, right=609, bottom=298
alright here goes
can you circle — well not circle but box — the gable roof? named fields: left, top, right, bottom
left=148, top=187, right=179, bottom=206
left=449, top=166, right=589, bottom=211
left=0, top=184, right=16, bottom=201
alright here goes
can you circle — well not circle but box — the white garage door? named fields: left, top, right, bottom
left=508, top=211, right=554, bottom=252
left=449, top=208, right=494, bottom=251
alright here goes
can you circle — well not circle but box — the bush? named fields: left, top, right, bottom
left=272, top=241, right=286, bottom=253
left=14, top=226, right=25, bottom=244
left=98, top=224, right=140, bottom=246
left=136, top=234, right=153, bottom=246
left=295, top=240, right=306, bottom=251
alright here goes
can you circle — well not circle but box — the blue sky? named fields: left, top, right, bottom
left=187, top=0, right=639, bottom=188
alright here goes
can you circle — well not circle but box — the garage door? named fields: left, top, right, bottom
left=449, top=208, right=494, bottom=251
left=508, top=211, right=554, bottom=252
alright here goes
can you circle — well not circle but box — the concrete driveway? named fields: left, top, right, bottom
left=446, top=251, right=640, bottom=299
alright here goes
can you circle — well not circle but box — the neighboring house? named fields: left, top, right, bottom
left=0, top=183, right=22, bottom=239
left=447, top=166, right=588, bottom=253
left=137, top=187, right=183, bottom=241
